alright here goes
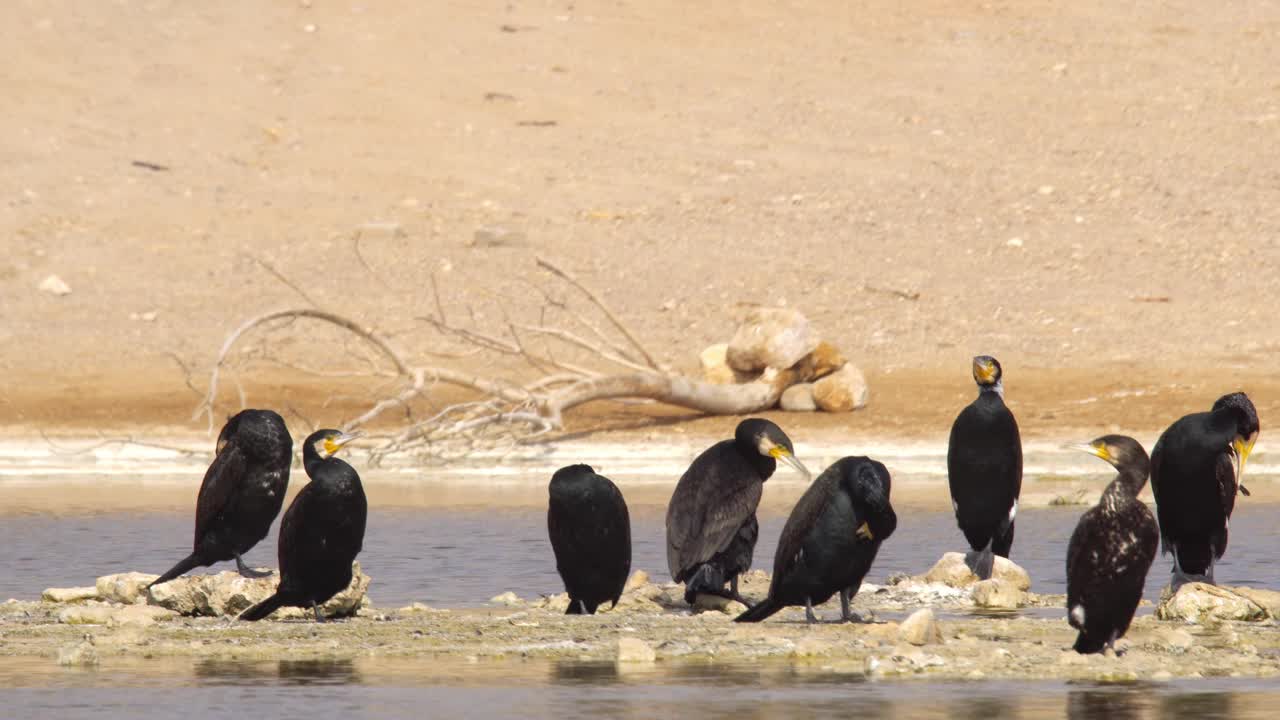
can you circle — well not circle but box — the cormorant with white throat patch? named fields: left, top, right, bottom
left=547, top=464, right=632, bottom=615
left=666, top=418, right=809, bottom=605
left=149, top=409, right=292, bottom=588
left=240, top=429, right=366, bottom=622
left=947, top=355, right=1022, bottom=580
left=1149, top=392, right=1259, bottom=586
left=735, top=456, right=896, bottom=623
left=1066, top=435, right=1158, bottom=655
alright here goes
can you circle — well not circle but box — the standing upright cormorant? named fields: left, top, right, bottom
left=149, top=409, right=293, bottom=588
left=547, top=464, right=632, bottom=615
left=1149, top=392, right=1259, bottom=586
left=1066, top=435, right=1159, bottom=654
left=735, top=456, right=896, bottom=624
left=240, top=429, right=366, bottom=622
left=666, top=418, right=809, bottom=605
left=947, top=355, right=1022, bottom=580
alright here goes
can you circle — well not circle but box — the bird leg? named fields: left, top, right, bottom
left=578, top=599, right=588, bottom=615
left=840, top=589, right=852, bottom=622
left=312, top=601, right=325, bottom=623
left=234, top=553, right=273, bottom=579
left=804, top=598, right=818, bottom=624
left=729, top=575, right=749, bottom=605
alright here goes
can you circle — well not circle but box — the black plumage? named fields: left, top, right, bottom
left=736, top=457, right=896, bottom=624
left=1149, top=392, right=1259, bottom=585
left=547, top=464, right=632, bottom=615
left=149, top=409, right=293, bottom=588
left=240, top=429, right=366, bottom=622
left=947, top=355, right=1022, bottom=580
left=666, top=418, right=808, bottom=605
left=1066, top=435, right=1159, bottom=654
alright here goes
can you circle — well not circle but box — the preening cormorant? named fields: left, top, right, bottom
left=947, top=355, right=1022, bottom=580
left=240, top=429, right=366, bottom=622
left=1149, top=392, right=1259, bottom=586
left=1066, top=435, right=1158, bottom=654
left=547, top=464, right=632, bottom=615
left=149, top=409, right=293, bottom=588
left=735, top=456, right=896, bottom=624
left=666, top=418, right=809, bottom=605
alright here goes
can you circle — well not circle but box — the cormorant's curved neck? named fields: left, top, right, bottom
left=978, top=380, right=1005, bottom=398
left=303, top=445, right=334, bottom=479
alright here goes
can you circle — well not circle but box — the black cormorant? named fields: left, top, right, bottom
left=666, top=418, right=809, bottom=605
left=947, top=355, right=1022, bottom=580
left=149, top=409, right=293, bottom=588
left=1066, top=435, right=1158, bottom=654
left=240, top=429, right=366, bottom=622
left=547, top=464, right=632, bottom=615
left=1149, top=392, right=1259, bottom=586
left=735, top=456, right=896, bottom=623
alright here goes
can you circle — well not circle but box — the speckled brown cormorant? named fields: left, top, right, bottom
left=666, top=418, right=808, bottom=605
left=947, top=355, right=1022, bottom=580
left=149, top=409, right=293, bottom=588
left=240, top=429, right=366, bottom=622
left=1149, top=392, right=1259, bottom=586
left=735, top=456, right=896, bottom=624
left=1066, top=435, right=1158, bottom=654
left=547, top=464, right=632, bottom=615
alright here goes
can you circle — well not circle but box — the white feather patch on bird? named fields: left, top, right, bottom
left=1070, top=605, right=1085, bottom=625
left=1008, top=499, right=1018, bottom=523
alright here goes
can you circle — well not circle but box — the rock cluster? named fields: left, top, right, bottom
left=1155, top=582, right=1279, bottom=624
left=699, top=309, right=868, bottom=412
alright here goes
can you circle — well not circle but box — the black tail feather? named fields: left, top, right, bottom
left=148, top=553, right=204, bottom=589
left=734, top=597, right=781, bottom=623
left=239, top=593, right=286, bottom=622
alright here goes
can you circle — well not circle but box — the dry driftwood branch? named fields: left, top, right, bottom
left=196, top=258, right=798, bottom=461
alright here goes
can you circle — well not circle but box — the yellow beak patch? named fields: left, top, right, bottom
left=856, top=521, right=874, bottom=541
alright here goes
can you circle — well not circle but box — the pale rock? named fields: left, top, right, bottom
left=812, top=364, right=869, bottom=412
left=971, top=579, right=1023, bottom=609
left=1154, top=627, right=1195, bottom=651
left=779, top=383, right=817, bottom=411
left=899, top=608, right=942, bottom=646
left=623, top=570, right=649, bottom=593
left=39, top=274, right=72, bottom=296
left=919, top=552, right=1031, bottom=591
left=1230, top=587, right=1280, bottom=619
left=691, top=593, right=746, bottom=615
left=96, top=572, right=159, bottom=604
left=57, top=638, right=98, bottom=666
left=700, top=343, right=756, bottom=385
left=108, top=605, right=177, bottom=628
left=616, top=637, right=656, bottom=663
left=59, top=605, right=115, bottom=625
left=725, top=308, right=818, bottom=372
left=147, top=563, right=369, bottom=618
left=1156, top=582, right=1266, bottom=623
left=791, top=341, right=847, bottom=382
left=470, top=226, right=525, bottom=247
left=790, top=637, right=835, bottom=657
left=42, top=587, right=99, bottom=604
left=490, top=591, right=522, bottom=606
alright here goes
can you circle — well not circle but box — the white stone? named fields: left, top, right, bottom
left=971, top=579, right=1023, bottom=609
left=812, top=364, right=869, bottom=412
left=38, top=274, right=71, bottom=296
left=779, top=383, right=817, bottom=411
left=725, top=308, right=818, bottom=372
left=42, top=587, right=100, bottom=604
left=899, top=608, right=942, bottom=646
left=616, top=637, right=656, bottom=663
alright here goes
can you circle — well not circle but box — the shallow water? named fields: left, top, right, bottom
left=2, top=656, right=1279, bottom=719
left=2, top=502, right=1276, bottom=610
left=3, top=451, right=1278, bottom=716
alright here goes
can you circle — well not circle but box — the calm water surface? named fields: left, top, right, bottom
left=2, top=504, right=1276, bottom=609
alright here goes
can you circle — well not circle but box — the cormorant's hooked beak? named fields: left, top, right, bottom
left=769, top=446, right=810, bottom=479
left=324, top=430, right=364, bottom=457
left=1066, top=441, right=1110, bottom=462
left=1233, top=432, right=1257, bottom=497
left=973, top=357, right=998, bottom=385
left=855, top=521, right=874, bottom=541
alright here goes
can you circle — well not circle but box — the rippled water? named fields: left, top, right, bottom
left=2, top=656, right=1278, bottom=719
left=3, top=502, right=1276, bottom=609
left=2, top=446, right=1278, bottom=717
